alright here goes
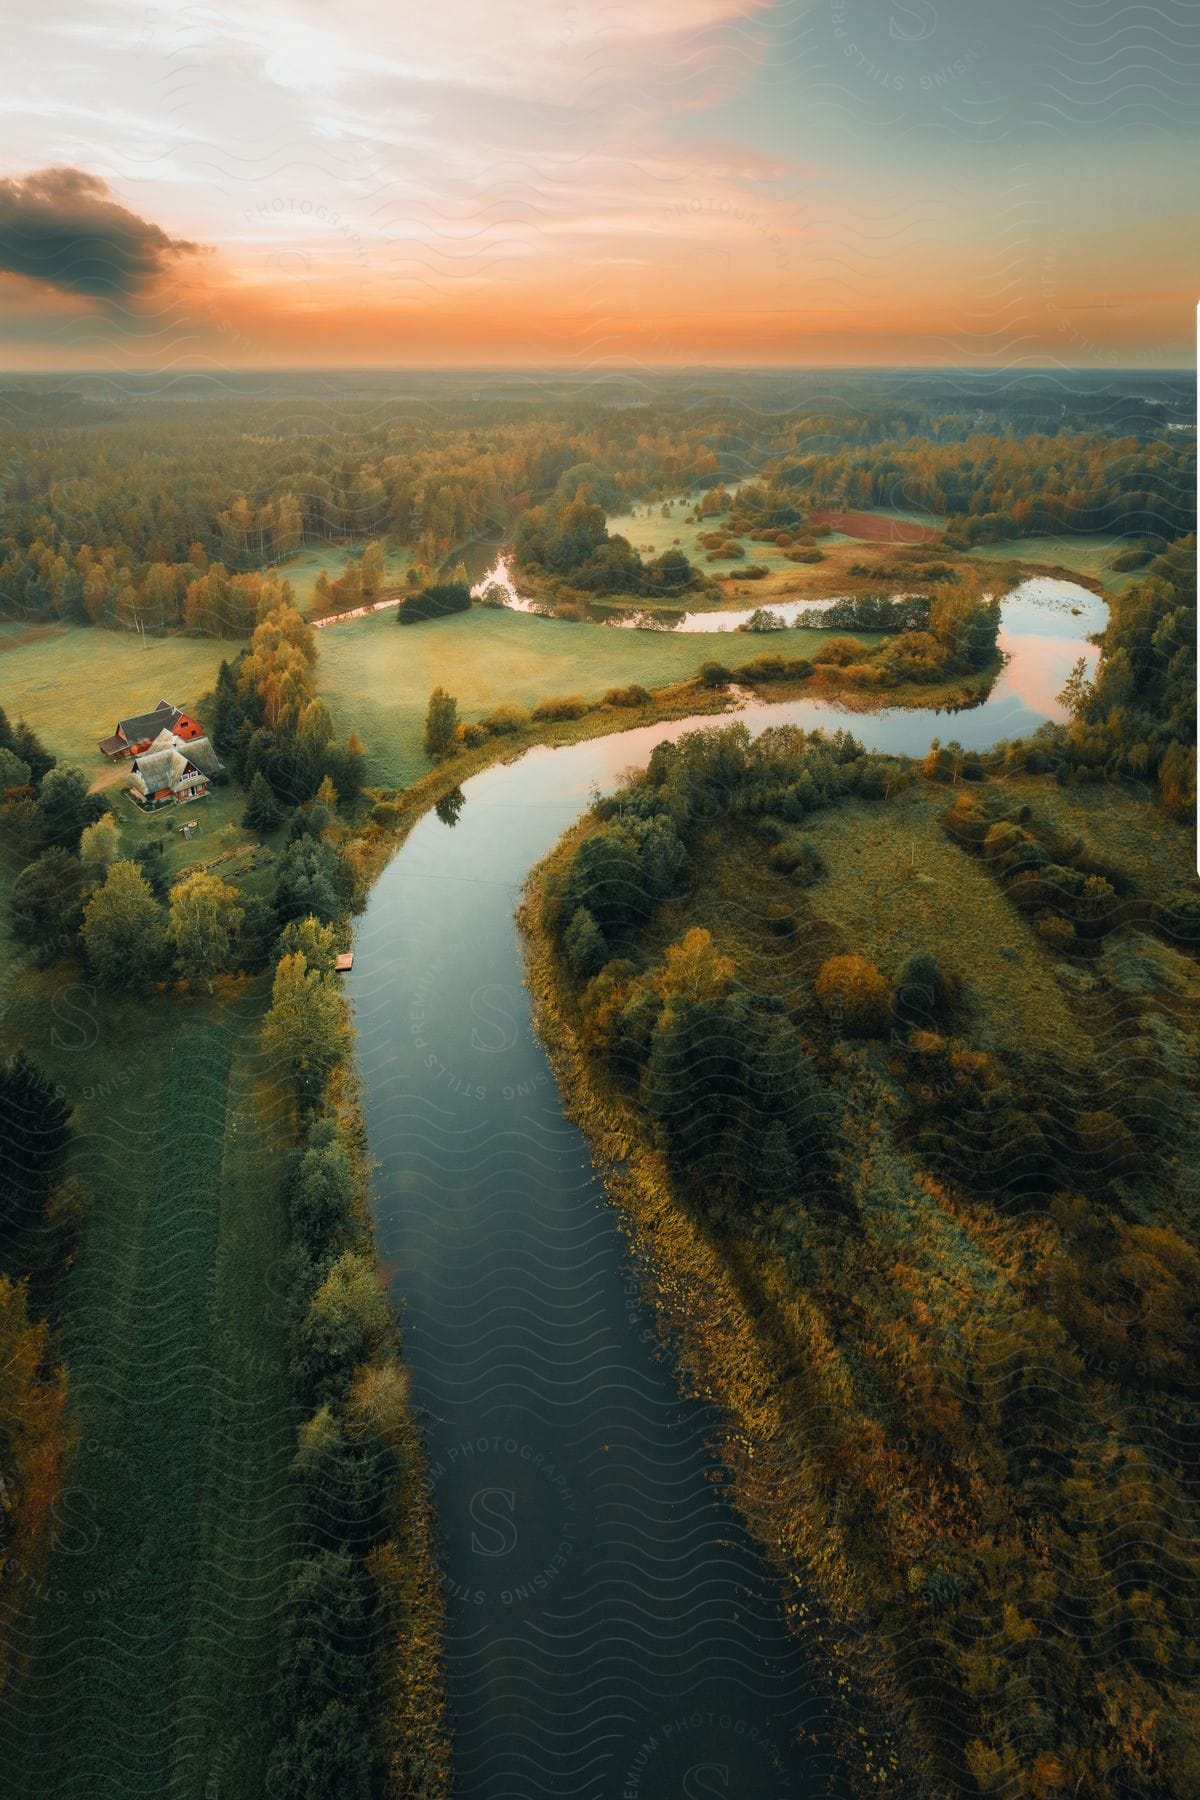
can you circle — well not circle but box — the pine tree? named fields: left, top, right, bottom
left=243, top=770, right=284, bottom=834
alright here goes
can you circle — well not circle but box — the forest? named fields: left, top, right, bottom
left=0, top=370, right=1192, bottom=636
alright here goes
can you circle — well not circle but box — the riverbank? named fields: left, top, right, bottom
left=516, top=746, right=1199, bottom=1794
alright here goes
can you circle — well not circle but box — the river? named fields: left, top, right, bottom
left=346, top=577, right=1105, bottom=1797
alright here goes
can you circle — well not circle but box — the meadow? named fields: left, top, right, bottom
left=314, top=603, right=880, bottom=788
left=966, top=531, right=1142, bottom=592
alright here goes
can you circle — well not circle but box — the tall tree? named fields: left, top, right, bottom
left=81, top=860, right=166, bottom=989
left=423, top=687, right=458, bottom=758
left=167, top=871, right=245, bottom=991
left=261, top=951, right=351, bottom=1108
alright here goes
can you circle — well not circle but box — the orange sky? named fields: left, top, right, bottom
left=0, top=0, right=1195, bottom=368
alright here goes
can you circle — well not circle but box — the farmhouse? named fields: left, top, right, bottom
left=128, top=728, right=222, bottom=809
left=98, top=700, right=205, bottom=761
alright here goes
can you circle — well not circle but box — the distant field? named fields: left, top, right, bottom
left=0, top=622, right=237, bottom=780
left=316, top=604, right=879, bottom=789
left=810, top=506, right=944, bottom=543
left=272, top=541, right=415, bottom=611
left=967, top=532, right=1142, bottom=593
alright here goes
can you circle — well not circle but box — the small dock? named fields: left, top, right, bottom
left=335, top=952, right=354, bottom=973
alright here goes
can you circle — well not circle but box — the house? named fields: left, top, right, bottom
left=98, top=700, right=205, bottom=761
left=128, top=728, right=222, bottom=808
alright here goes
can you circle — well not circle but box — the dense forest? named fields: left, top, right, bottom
left=528, top=535, right=1199, bottom=1794
left=0, top=372, right=1192, bottom=636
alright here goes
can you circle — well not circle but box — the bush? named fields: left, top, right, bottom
left=894, top=951, right=958, bottom=1029
left=531, top=694, right=590, bottom=722
left=396, top=581, right=471, bottom=625
left=480, top=702, right=529, bottom=736
left=697, top=661, right=732, bottom=687
left=789, top=547, right=824, bottom=563
left=812, top=635, right=867, bottom=667
left=603, top=685, right=651, bottom=708
left=768, top=837, right=824, bottom=884
left=738, top=607, right=785, bottom=632
left=814, top=953, right=891, bottom=1037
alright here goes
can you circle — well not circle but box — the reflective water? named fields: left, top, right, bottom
left=348, top=576, right=1104, bottom=1797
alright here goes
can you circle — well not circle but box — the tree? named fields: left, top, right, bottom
left=563, top=907, right=608, bottom=982
left=243, top=770, right=284, bottom=834
left=423, top=687, right=458, bottom=758
left=275, top=836, right=343, bottom=926
left=81, top=860, right=166, bottom=989
left=0, top=1053, right=72, bottom=1231
left=0, top=745, right=31, bottom=790
left=36, top=766, right=107, bottom=851
left=261, top=951, right=351, bottom=1107
left=1057, top=656, right=1094, bottom=721
left=814, top=953, right=890, bottom=1037
left=79, top=813, right=121, bottom=871
left=167, top=871, right=245, bottom=990
left=8, top=849, right=94, bottom=964
left=298, top=1249, right=390, bottom=1395
left=360, top=540, right=385, bottom=598
left=278, top=915, right=339, bottom=975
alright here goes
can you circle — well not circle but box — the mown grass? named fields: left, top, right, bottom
left=0, top=973, right=296, bottom=1799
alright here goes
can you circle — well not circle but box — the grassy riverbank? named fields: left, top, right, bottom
left=518, top=740, right=1200, bottom=1795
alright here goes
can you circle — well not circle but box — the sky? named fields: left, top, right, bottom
left=0, top=0, right=1196, bottom=369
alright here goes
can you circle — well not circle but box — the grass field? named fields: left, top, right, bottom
left=0, top=622, right=238, bottom=784
left=314, top=603, right=881, bottom=789
left=0, top=971, right=296, bottom=1799
left=966, top=532, right=1142, bottom=593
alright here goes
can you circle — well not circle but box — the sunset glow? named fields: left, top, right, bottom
left=2, top=0, right=1195, bottom=368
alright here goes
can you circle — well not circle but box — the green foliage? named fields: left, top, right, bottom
left=422, top=686, right=458, bottom=758
left=395, top=581, right=471, bottom=624
left=261, top=951, right=352, bottom=1109
left=563, top=907, right=608, bottom=982
left=8, top=848, right=94, bottom=964
left=81, top=859, right=166, bottom=989
left=36, top=765, right=108, bottom=851
left=167, top=871, right=245, bottom=989
left=275, top=836, right=344, bottom=927
left=0, top=1052, right=72, bottom=1234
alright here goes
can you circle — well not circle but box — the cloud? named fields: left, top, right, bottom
left=0, top=167, right=198, bottom=301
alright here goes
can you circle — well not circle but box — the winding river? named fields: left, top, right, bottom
left=347, top=577, right=1105, bottom=1797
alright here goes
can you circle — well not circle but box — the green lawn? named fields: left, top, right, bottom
left=0, top=978, right=297, bottom=1798
left=315, top=603, right=878, bottom=789
left=609, top=492, right=804, bottom=575
left=967, top=532, right=1142, bottom=593
left=0, top=622, right=238, bottom=782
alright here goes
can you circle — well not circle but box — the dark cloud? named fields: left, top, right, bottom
left=0, top=168, right=198, bottom=301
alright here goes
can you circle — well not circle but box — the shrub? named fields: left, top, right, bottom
left=603, top=684, right=651, bottom=708
left=458, top=722, right=488, bottom=748
left=480, top=702, right=529, bottom=736
left=531, top=694, right=590, bottom=722
left=768, top=837, right=824, bottom=884
left=789, top=547, right=824, bottom=563
left=563, top=907, right=608, bottom=982
left=812, top=635, right=867, bottom=667
left=814, top=953, right=891, bottom=1037
left=1036, top=911, right=1076, bottom=949
left=739, top=607, right=785, bottom=633
left=697, top=661, right=732, bottom=687
left=894, top=951, right=958, bottom=1028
